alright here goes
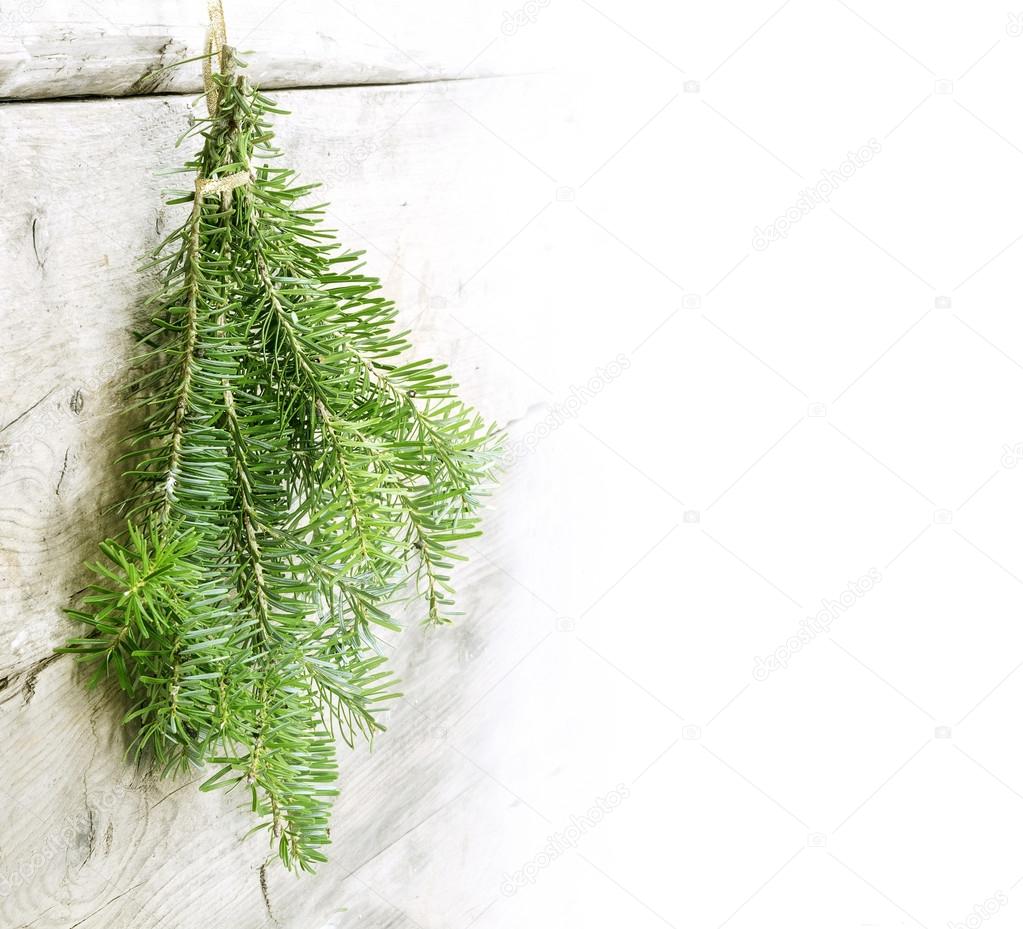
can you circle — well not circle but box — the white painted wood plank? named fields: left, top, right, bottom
left=0, top=0, right=557, bottom=100
left=0, top=74, right=566, bottom=928
left=0, top=73, right=561, bottom=674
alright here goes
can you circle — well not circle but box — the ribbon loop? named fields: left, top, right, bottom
left=203, top=0, right=229, bottom=116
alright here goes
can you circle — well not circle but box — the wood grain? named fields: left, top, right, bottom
left=0, top=0, right=554, bottom=100
left=0, top=74, right=563, bottom=928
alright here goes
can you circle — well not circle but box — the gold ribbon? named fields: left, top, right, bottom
left=203, top=0, right=229, bottom=116
left=195, top=1, right=251, bottom=205
left=195, top=170, right=251, bottom=201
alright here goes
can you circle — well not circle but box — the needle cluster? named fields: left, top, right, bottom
left=62, top=58, right=498, bottom=870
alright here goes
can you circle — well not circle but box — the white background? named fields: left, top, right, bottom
left=420, top=1, right=1023, bottom=927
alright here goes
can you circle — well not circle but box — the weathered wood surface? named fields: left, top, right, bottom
left=0, top=73, right=587, bottom=928
left=0, top=0, right=555, bottom=100
left=13, top=2, right=1023, bottom=927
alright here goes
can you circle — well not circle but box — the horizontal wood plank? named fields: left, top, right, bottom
left=0, top=0, right=556, bottom=100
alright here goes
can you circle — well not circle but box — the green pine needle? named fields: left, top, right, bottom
left=59, top=56, right=500, bottom=872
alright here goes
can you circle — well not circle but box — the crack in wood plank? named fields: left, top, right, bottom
left=0, top=72, right=510, bottom=107
left=67, top=882, right=145, bottom=929
left=0, top=388, right=56, bottom=435
left=259, top=862, right=278, bottom=926
left=55, top=447, right=71, bottom=496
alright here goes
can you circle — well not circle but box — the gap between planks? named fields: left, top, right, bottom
left=0, top=70, right=545, bottom=108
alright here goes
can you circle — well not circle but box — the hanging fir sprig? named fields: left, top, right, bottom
left=60, top=31, right=498, bottom=871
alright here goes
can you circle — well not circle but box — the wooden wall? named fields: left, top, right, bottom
left=0, top=4, right=580, bottom=926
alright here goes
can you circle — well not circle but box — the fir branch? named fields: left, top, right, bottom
left=61, top=59, right=499, bottom=872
